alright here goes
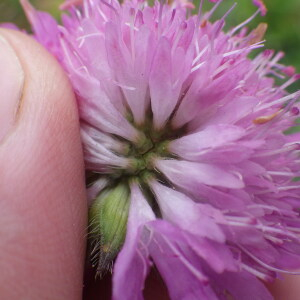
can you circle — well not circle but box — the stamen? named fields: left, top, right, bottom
left=270, top=51, right=285, bottom=67
left=253, top=109, right=283, bottom=125
left=241, top=263, right=273, bottom=281
left=223, top=41, right=265, bottom=58
left=247, top=203, right=299, bottom=217
left=240, top=245, right=300, bottom=275
left=83, top=0, right=90, bottom=18
left=194, top=0, right=204, bottom=54
left=212, top=59, right=234, bottom=78
left=273, top=64, right=296, bottom=77
left=222, top=219, right=300, bottom=240
left=113, top=81, right=136, bottom=90
left=286, top=227, right=300, bottom=233
left=257, top=91, right=300, bottom=111
left=191, top=61, right=206, bottom=73
left=59, top=36, right=78, bottom=69
left=268, top=70, right=285, bottom=80
left=221, top=3, right=237, bottom=22
left=230, top=9, right=260, bottom=36
left=264, top=234, right=284, bottom=244
left=255, top=49, right=274, bottom=75
left=136, top=248, right=149, bottom=277
left=282, top=66, right=296, bottom=77
left=278, top=185, right=300, bottom=191
left=77, top=32, right=103, bottom=48
left=197, top=0, right=204, bottom=24
left=205, top=0, right=223, bottom=21
left=268, top=171, right=297, bottom=177
left=192, top=45, right=209, bottom=66
left=242, top=50, right=273, bottom=82
left=253, top=0, right=267, bottom=16
left=96, top=5, right=108, bottom=21
left=164, top=237, right=209, bottom=282
left=225, top=215, right=256, bottom=224
left=254, top=144, right=300, bottom=157
left=280, top=74, right=300, bottom=91
left=248, top=23, right=268, bottom=45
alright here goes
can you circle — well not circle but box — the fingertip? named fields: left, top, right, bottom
left=269, top=275, right=300, bottom=300
left=0, top=31, right=24, bottom=144
left=0, top=29, right=87, bottom=299
left=0, top=28, right=78, bottom=145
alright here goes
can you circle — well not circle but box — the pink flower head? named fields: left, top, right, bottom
left=21, top=0, right=300, bottom=299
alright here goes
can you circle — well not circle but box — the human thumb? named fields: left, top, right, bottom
left=0, top=29, right=87, bottom=300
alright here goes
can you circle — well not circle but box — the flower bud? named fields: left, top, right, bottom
left=89, top=182, right=130, bottom=275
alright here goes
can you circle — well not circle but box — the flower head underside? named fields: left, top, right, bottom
left=20, top=0, right=300, bottom=299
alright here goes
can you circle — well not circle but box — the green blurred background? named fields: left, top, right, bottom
left=1, top=0, right=299, bottom=88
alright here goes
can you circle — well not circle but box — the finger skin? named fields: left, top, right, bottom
left=0, top=30, right=87, bottom=300
left=269, top=275, right=300, bottom=300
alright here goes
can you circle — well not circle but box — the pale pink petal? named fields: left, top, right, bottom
left=155, top=159, right=245, bottom=189
left=149, top=38, right=180, bottom=129
left=112, top=183, right=155, bottom=300
left=147, top=221, right=219, bottom=300
left=150, top=181, right=226, bottom=242
left=169, top=124, right=245, bottom=160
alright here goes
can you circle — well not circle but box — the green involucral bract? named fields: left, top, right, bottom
left=89, top=182, right=130, bottom=275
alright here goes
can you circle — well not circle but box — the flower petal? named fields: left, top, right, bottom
left=147, top=221, right=219, bottom=300
left=149, top=38, right=182, bottom=129
left=150, top=181, right=225, bottom=242
left=169, top=124, right=245, bottom=160
left=155, top=159, right=245, bottom=189
left=112, top=183, right=155, bottom=300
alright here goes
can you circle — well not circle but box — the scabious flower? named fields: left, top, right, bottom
left=20, top=0, right=300, bottom=299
